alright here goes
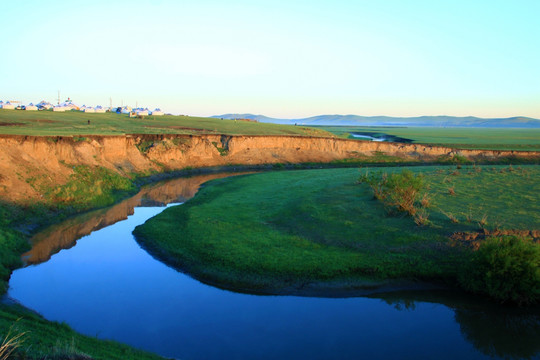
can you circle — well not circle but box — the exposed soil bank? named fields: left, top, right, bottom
left=1, top=134, right=539, bottom=201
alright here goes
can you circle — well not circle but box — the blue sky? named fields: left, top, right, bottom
left=1, top=0, right=539, bottom=118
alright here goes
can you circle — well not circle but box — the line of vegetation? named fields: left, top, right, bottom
left=134, top=165, right=540, bottom=304
left=211, top=141, right=229, bottom=156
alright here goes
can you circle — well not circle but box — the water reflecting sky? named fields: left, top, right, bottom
left=6, top=174, right=540, bottom=360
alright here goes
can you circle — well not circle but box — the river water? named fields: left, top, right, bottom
left=351, top=134, right=387, bottom=141
left=5, top=173, right=540, bottom=360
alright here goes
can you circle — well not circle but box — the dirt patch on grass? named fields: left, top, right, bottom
left=28, top=119, right=55, bottom=123
left=0, top=122, right=24, bottom=126
left=451, top=229, right=540, bottom=249
left=145, top=126, right=206, bottom=132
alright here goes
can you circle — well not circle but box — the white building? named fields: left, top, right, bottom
left=151, top=108, right=164, bottom=116
left=26, top=103, right=38, bottom=111
left=58, top=98, right=79, bottom=111
left=2, top=102, right=15, bottom=110
left=53, top=106, right=66, bottom=112
left=36, top=101, right=53, bottom=110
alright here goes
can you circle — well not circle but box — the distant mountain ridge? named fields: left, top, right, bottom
left=212, top=114, right=540, bottom=128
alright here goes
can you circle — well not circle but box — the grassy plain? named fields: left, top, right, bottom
left=0, top=109, right=330, bottom=137
left=319, top=126, right=540, bottom=151
left=134, top=166, right=540, bottom=297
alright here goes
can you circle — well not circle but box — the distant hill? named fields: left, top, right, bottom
left=212, top=114, right=540, bottom=128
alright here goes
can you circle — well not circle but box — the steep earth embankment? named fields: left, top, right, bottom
left=0, top=134, right=538, bottom=201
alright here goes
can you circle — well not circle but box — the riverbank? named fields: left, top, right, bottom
left=0, top=302, right=165, bottom=360
left=133, top=166, right=540, bottom=303
left=0, top=177, right=166, bottom=359
left=1, top=134, right=539, bottom=203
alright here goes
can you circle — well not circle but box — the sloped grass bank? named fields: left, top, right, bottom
left=134, top=166, right=540, bottom=301
left=0, top=304, right=164, bottom=360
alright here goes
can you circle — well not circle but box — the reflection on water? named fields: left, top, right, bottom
left=23, top=172, right=249, bottom=265
left=376, top=291, right=540, bottom=360
left=7, top=172, right=540, bottom=360
left=351, top=134, right=387, bottom=142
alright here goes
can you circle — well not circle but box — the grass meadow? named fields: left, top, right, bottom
left=0, top=109, right=329, bottom=137
left=319, top=126, right=540, bottom=151
left=134, top=165, right=540, bottom=298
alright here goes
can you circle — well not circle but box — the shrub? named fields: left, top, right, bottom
left=358, top=170, right=388, bottom=200
left=385, top=170, right=424, bottom=215
left=478, top=213, right=488, bottom=230
left=459, top=236, right=540, bottom=305
left=358, top=169, right=424, bottom=216
left=413, top=210, right=430, bottom=226
left=440, top=210, right=459, bottom=223
left=420, top=193, right=431, bottom=208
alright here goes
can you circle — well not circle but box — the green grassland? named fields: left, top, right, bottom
left=134, top=166, right=540, bottom=300
left=0, top=109, right=330, bottom=137
left=319, top=126, right=540, bottom=151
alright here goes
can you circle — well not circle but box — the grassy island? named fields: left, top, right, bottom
left=134, top=166, right=540, bottom=303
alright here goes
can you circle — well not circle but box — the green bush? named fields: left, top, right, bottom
left=385, top=170, right=424, bottom=215
left=459, top=236, right=540, bottom=305
left=359, top=169, right=424, bottom=216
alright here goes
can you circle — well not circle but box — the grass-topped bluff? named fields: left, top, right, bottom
left=134, top=166, right=540, bottom=304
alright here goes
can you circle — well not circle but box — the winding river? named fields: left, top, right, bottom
left=5, top=173, right=540, bottom=360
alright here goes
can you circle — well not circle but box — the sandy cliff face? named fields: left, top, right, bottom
left=0, top=134, right=538, bottom=202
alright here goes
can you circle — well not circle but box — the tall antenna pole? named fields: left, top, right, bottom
left=57, top=90, right=60, bottom=105
left=110, top=97, right=112, bottom=109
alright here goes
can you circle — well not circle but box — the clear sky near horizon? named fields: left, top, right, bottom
left=1, top=0, right=539, bottom=119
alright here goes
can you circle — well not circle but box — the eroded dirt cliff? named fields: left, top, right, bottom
left=0, top=134, right=538, bottom=202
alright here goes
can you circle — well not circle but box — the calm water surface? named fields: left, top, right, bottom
left=6, top=173, right=540, bottom=360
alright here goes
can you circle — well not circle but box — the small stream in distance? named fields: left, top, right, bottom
left=5, top=172, right=540, bottom=360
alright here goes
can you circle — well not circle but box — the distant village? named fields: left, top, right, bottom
left=0, top=98, right=165, bottom=117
